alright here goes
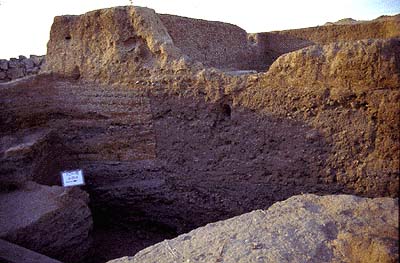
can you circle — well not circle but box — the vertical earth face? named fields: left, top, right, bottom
left=0, top=6, right=399, bottom=263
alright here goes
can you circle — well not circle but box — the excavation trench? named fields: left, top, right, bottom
left=0, top=76, right=349, bottom=263
left=1, top=6, right=399, bottom=262
left=88, top=204, right=177, bottom=263
left=72, top=89, right=346, bottom=263
left=1, top=62, right=397, bottom=262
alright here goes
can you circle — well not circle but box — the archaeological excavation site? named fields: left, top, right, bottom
left=0, top=5, right=399, bottom=263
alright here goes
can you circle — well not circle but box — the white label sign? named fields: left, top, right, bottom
left=61, top=170, right=85, bottom=187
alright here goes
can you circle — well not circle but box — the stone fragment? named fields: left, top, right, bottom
left=22, top=58, right=35, bottom=71
left=30, top=55, right=45, bottom=66
left=6, top=67, right=25, bottom=79
left=0, top=129, right=75, bottom=189
left=7, top=58, right=20, bottom=68
left=0, top=183, right=93, bottom=263
left=0, top=239, right=62, bottom=263
left=0, top=59, right=8, bottom=70
left=108, top=194, right=398, bottom=263
left=0, top=71, right=7, bottom=80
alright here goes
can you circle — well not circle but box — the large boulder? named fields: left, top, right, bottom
left=108, top=194, right=399, bottom=263
left=0, top=182, right=93, bottom=263
left=0, top=239, right=62, bottom=263
left=0, top=129, right=77, bottom=190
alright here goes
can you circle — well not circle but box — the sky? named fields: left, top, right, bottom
left=0, top=0, right=399, bottom=59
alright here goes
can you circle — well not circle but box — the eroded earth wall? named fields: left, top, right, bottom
left=256, top=14, right=400, bottom=61
left=43, top=7, right=400, bottom=80
left=1, top=5, right=399, bottom=238
left=159, top=14, right=268, bottom=70
left=43, top=6, right=273, bottom=79
left=43, top=6, right=183, bottom=82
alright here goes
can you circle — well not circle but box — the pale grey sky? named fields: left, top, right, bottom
left=0, top=0, right=399, bottom=59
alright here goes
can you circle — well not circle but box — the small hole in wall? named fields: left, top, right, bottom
left=248, top=35, right=257, bottom=46
left=65, top=35, right=71, bottom=40
left=134, top=57, right=139, bottom=63
left=222, top=104, right=232, bottom=118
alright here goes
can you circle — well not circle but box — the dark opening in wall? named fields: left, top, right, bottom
left=71, top=66, right=81, bottom=80
left=65, top=35, right=72, bottom=40
left=221, top=104, right=232, bottom=118
left=89, top=206, right=177, bottom=263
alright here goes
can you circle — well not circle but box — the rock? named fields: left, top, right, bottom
left=29, top=55, right=45, bottom=66
left=108, top=194, right=399, bottom=263
left=0, top=59, right=8, bottom=70
left=7, top=58, right=20, bottom=69
left=0, top=71, right=7, bottom=81
left=22, top=58, right=35, bottom=71
left=0, top=56, right=45, bottom=82
left=0, top=239, right=62, bottom=263
left=6, top=67, right=25, bottom=79
left=0, top=129, right=76, bottom=190
left=0, top=182, right=93, bottom=262
left=29, top=67, right=40, bottom=74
